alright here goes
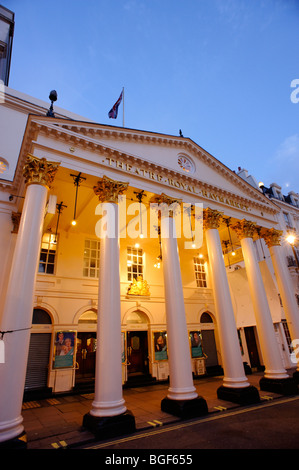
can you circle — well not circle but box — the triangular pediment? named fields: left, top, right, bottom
left=15, top=115, right=279, bottom=224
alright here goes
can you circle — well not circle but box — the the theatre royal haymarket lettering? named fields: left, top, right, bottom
left=104, top=157, right=249, bottom=211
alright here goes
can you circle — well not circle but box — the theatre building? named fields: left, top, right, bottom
left=0, top=82, right=299, bottom=446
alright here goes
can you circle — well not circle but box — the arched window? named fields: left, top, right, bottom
left=32, top=308, right=52, bottom=324
left=200, top=312, right=213, bottom=323
left=78, top=310, right=97, bottom=324
left=126, top=310, right=149, bottom=326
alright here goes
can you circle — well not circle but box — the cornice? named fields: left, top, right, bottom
left=11, top=115, right=279, bottom=216
left=55, top=119, right=269, bottom=204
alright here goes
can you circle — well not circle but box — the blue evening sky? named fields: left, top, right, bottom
left=5, top=0, right=299, bottom=193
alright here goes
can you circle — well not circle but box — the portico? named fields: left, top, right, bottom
left=0, top=115, right=298, bottom=447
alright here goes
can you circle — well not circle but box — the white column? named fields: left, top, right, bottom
left=205, top=222, right=250, bottom=389
left=263, top=229, right=299, bottom=372
left=87, top=176, right=129, bottom=419
left=0, top=155, right=59, bottom=445
left=160, top=213, right=198, bottom=401
left=234, top=222, right=288, bottom=380
left=0, top=203, right=13, bottom=310
left=90, top=201, right=126, bottom=417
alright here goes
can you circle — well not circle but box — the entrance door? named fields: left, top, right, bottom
left=25, top=333, right=51, bottom=391
left=127, top=331, right=149, bottom=376
left=75, top=332, right=97, bottom=382
left=201, top=330, right=218, bottom=368
left=245, top=326, right=261, bottom=368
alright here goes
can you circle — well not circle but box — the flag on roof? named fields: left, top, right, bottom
left=108, top=90, right=123, bottom=119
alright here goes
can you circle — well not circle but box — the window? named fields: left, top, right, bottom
left=32, top=308, right=52, bottom=324
left=283, top=212, right=291, bottom=226
left=83, top=239, right=100, bottom=278
left=276, top=190, right=284, bottom=201
left=194, top=257, right=207, bottom=288
left=38, top=233, right=57, bottom=274
left=127, top=247, right=143, bottom=281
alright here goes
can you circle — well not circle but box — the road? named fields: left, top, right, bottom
left=83, top=396, right=299, bottom=452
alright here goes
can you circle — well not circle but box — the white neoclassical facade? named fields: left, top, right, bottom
left=0, top=86, right=299, bottom=446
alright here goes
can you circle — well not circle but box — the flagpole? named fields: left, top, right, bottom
left=122, top=87, right=125, bottom=127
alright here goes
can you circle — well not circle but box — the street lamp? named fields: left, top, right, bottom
left=286, top=232, right=299, bottom=269
left=286, top=234, right=296, bottom=245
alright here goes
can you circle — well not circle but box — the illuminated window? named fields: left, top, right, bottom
left=39, top=233, right=57, bottom=274
left=127, top=247, right=143, bottom=281
left=194, top=257, right=207, bottom=288
left=83, top=239, right=100, bottom=278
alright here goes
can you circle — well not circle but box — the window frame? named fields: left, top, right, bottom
left=38, top=233, right=58, bottom=275
left=83, top=239, right=100, bottom=278
left=193, top=256, right=207, bottom=288
left=127, top=246, right=144, bottom=282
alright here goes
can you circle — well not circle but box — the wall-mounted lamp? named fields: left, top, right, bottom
left=70, top=172, right=86, bottom=226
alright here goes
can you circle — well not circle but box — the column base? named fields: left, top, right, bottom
left=293, top=371, right=299, bottom=384
left=0, top=431, right=27, bottom=449
left=83, top=410, right=136, bottom=440
left=161, top=396, right=208, bottom=419
left=259, top=377, right=298, bottom=395
left=217, top=385, right=260, bottom=405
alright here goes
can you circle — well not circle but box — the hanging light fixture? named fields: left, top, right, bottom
left=222, top=239, right=231, bottom=267
left=133, top=189, right=146, bottom=239
left=154, top=225, right=162, bottom=268
left=186, top=204, right=196, bottom=248
left=70, top=172, right=86, bottom=226
left=256, top=227, right=266, bottom=260
left=224, top=217, right=236, bottom=256
left=53, top=201, right=67, bottom=243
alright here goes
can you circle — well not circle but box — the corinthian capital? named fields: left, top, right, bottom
left=203, top=208, right=223, bottom=229
left=261, top=228, right=283, bottom=248
left=23, top=154, right=60, bottom=187
left=150, top=193, right=182, bottom=217
left=231, top=219, right=257, bottom=240
left=93, top=175, right=129, bottom=203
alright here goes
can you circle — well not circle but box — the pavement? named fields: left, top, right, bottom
left=20, top=369, right=298, bottom=450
